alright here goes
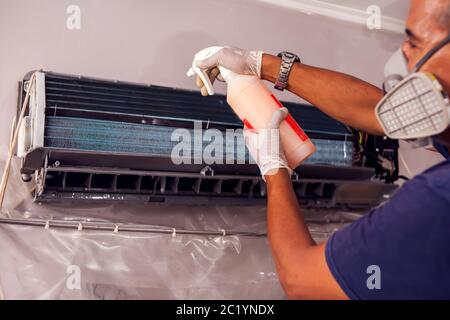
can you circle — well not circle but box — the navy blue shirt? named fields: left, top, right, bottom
left=326, top=159, right=450, bottom=299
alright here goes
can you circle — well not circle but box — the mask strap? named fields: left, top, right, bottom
left=382, top=74, right=404, bottom=94
left=433, top=136, right=450, bottom=159
left=413, top=34, right=450, bottom=72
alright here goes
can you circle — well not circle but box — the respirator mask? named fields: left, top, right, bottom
left=376, top=34, right=450, bottom=158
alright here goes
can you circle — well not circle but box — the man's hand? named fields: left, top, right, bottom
left=243, top=107, right=293, bottom=179
left=194, top=46, right=263, bottom=96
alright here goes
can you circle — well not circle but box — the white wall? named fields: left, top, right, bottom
left=0, top=0, right=402, bottom=141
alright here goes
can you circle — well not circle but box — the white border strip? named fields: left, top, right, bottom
left=255, top=0, right=405, bottom=34
left=31, top=71, right=46, bottom=149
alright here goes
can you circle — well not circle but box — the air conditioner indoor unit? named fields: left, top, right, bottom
left=15, top=71, right=398, bottom=207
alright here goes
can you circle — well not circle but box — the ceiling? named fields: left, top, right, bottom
left=254, top=0, right=409, bottom=34
left=319, top=0, right=409, bottom=20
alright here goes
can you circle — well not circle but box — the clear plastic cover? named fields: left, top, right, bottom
left=0, top=158, right=360, bottom=299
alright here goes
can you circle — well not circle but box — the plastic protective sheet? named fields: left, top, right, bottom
left=0, top=158, right=361, bottom=299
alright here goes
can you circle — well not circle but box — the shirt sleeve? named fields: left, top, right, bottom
left=325, top=166, right=450, bottom=300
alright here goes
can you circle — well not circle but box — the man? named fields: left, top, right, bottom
left=192, top=0, right=450, bottom=299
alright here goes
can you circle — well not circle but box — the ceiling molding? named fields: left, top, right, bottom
left=254, top=0, right=405, bottom=34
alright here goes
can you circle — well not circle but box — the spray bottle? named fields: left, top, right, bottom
left=187, top=46, right=316, bottom=169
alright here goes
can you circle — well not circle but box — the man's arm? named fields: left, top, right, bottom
left=266, top=169, right=348, bottom=299
left=261, top=54, right=384, bottom=135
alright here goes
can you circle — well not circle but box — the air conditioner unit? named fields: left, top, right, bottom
left=15, top=71, right=397, bottom=207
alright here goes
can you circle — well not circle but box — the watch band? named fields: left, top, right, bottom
left=275, top=52, right=300, bottom=91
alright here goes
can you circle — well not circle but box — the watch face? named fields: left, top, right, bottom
left=278, top=52, right=300, bottom=62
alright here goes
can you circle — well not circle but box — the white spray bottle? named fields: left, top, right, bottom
left=187, top=46, right=316, bottom=169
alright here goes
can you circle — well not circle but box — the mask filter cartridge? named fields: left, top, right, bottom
left=376, top=72, right=450, bottom=140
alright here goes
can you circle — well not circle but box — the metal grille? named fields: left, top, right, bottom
left=43, top=72, right=351, bottom=137
left=44, top=117, right=353, bottom=167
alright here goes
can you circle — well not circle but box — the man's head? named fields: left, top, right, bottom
left=403, top=0, right=450, bottom=73
left=402, top=0, right=450, bottom=147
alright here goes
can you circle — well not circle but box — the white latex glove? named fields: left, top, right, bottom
left=244, top=107, right=293, bottom=179
left=194, top=46, right=264, bottom=96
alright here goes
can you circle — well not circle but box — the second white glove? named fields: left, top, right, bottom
left=243, top=108, right=293, bottom=179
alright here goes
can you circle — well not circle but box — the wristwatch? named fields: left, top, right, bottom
left=274, top=51, right=301, bottom=91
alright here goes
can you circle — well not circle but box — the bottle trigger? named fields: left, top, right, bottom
left=187, top=46, right=225, bottom=96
